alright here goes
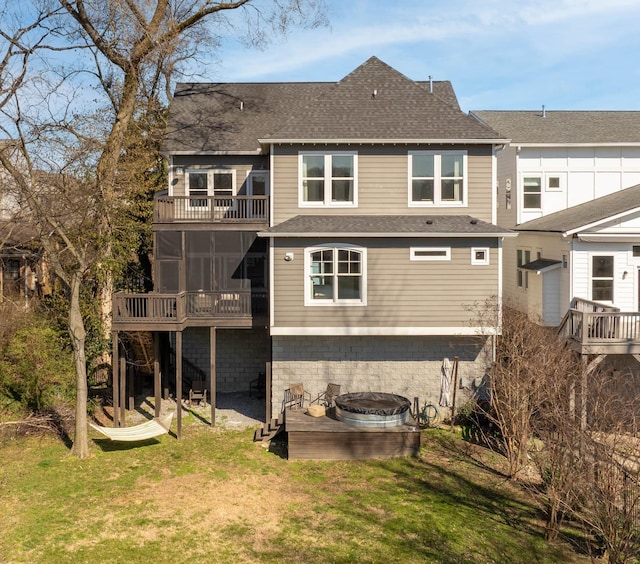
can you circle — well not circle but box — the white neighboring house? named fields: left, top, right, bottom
left=471, top=111, right=640, bottom=331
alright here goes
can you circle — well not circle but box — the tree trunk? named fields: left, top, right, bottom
left=68, top=271, right=89, bottom=458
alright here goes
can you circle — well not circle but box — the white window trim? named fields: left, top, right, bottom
left=304, top=243, right=367, bottom=306
left=185, top=168, right=237, bottom=210
left=298, top=151, right=358, bottom=208
left=545, top=172, right=565, bottom=192
left=410, top=247, right=451, bottom=261
left=471, top=247, right=490, bottom=265
left=408, top=150, right=468, bottom=207
left=589, top=253, right=615, bottom=303
left=517, top=247, right=531, bottom=290
left=521, top=174, right=542, bottom=210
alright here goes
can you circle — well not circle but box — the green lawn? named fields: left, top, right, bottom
left=0, top=423, right=590, bottom=563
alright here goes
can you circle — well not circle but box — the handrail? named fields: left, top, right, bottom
left=154, top=195, right=268, bottom=223
left=113, top=290, right=267, bottom=324
left=571, top=296, right=620, bottom=313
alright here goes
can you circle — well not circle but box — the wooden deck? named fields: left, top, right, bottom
left=559, top=298, right=640, bottom=355
left=284, top=408, right=421, bottom=461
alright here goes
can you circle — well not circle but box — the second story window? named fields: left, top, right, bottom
left=186, top=169, right=236, bottom=208
left=409, top=151, right=466, bottom=206
left=299, top=152, right=357, bottom=207
left=523, top=176, right=542, bottom=209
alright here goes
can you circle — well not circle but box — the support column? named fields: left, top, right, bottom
left=154, top=333, right=161, bottom=418
left=112, top=331, right=120, bottom=427
left=119, top=356, right=126, bottom=425
left=176, top=330, right=182, bottom=439
left=210, top=327, right=216, bottom=428
left=265, top=334, right=272, bottom=423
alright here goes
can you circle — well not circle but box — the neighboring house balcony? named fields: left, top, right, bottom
left=153, top=195, right=268, bottom=228
left=112, top=290, right=268, bottom=331
left=559, top=297, right=640, bottom=355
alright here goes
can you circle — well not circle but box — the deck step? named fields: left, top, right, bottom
left=254, top=416, right=284, bottom=442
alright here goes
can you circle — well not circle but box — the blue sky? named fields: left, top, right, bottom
left=211, top=0, right=640, bottom=112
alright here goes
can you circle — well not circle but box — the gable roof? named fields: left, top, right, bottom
left=259, top=215, right=515, bottom=238
left=164, top=57, right=504, bottom=154
left=516, top=184, right=640, bottom=234
left=261, top=57, right=502, bottom=144
left=471, top=110, right=640, bottom=145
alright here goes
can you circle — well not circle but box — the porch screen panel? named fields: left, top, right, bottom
left=156, top=261, right=179, bottom=293
left=214, top=232, right=244, bottom=290
left=186, top=232, right=213, bottom=291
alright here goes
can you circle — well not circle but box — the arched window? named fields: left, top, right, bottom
left=304, top=244, right=366, bottom=306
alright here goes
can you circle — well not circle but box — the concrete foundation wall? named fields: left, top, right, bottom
left=271, top=335, right=492, bottom=419
left=182, top=327, right=268, bottom=393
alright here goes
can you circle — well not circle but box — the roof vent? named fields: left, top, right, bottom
left=240, top=101, right=244, bottom=111
left=429, top=75, right=433, bottom=93
left=426, top=219, right=433, bottom=225
left=470, top=219, right=478, bottom=224
left=541, top=104, right=546, bottom=118
left=372, top=89, right=377, bottom=98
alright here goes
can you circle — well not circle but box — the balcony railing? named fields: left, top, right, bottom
left=113, top=290, right=267, bottom=327
left=559, top=297, right=640, bottom=354
left=154, top=195, right=268, bottom=223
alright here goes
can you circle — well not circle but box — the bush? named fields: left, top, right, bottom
left=0, top=325, right=75, bottom=412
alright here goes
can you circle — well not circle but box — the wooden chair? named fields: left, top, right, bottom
left=249, top=371, right=266, bottom=398
left=282, top=383, right=310, bottom=411
left=312, top=383, right=341, bottom=407
left=189, top=380, right=207, bottom=406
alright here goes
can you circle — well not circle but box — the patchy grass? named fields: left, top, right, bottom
left=0, top=425, right=591, bottom=563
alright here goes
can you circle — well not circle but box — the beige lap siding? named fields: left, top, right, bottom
left=272, top=237, right=499, bottom=328
left=272, top=144, right=494, bottom=224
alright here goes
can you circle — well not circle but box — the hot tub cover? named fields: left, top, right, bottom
left=334, top=392, right=411, bottom=416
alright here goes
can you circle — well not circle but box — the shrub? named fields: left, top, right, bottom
left=0, top=325, right=75, bottom=412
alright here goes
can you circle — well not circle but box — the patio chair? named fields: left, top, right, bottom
left=189, top=380, right=207, bottom=406
left=249, top=371, right=266, bottom=398
left=282, top=383, right=311, bottom=411
left=312, top=383, right=341, bottom=407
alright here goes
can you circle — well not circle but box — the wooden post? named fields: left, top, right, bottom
left=112, top=331, right=120, bottom=427
left=265, top=333, right=272, bottom=424
left=154, top=332, right=161, bottom=418
left=176, top=330, right=182, bottom=439
left=119, top=356, right=126, bottom=424
left=127, top=363, right=135, bottom=411
left=450, top=356, right=459, bottom=431
left=210, top=326, right=216, bottom=428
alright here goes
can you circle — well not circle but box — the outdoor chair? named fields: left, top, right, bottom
left=282, top=383, right=311, bottom=411
left=312, top=383, right=341, bottom=407
left=249, top=371, right=266, bottom=398
left=188, top=380, right=207, bottom=406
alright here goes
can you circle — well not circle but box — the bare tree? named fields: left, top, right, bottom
left=0, top=0, right=327, bottom=458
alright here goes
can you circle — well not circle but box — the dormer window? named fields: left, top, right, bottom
left=299, top=152, right=357, bottom=207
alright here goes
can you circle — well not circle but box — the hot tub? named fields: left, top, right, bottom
left=334, top=392, right=412, bottom=428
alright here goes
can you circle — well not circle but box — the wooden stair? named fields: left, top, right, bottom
left=254, top=416, right=284, bottom=442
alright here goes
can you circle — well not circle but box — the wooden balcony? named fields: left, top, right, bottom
left=154, top=195, right=268, bottom=227
left=559, top=297, right=640, bottom=355
left=112, top=290, right=268, bottom=331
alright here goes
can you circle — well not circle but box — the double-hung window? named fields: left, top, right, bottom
left=592, top=255, right=614, bottom=302
left=300, top=152, right=357, bottom=207
left=522, top=176, right=542, bottom=209
left=409, top=151, right=466, bottom=206
left=185, top=169, right=236, bottom=209
left=517, top=248, right=531, bottom=289
left=305, top=244, right=366, bottom=305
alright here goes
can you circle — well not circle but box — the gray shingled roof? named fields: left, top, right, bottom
left=263, top=58, right=502, bottom=142
left=520, top=258, right=561, bottom=272
left=471, top=110, right=640, bottom=144
left=164, top=57, right=502, bottom=153
left=260, top=215, right=514, bottom=237
left=517, top=184, right=640, bottom=233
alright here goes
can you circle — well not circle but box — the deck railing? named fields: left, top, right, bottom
left=154, top=195, right=268, bottom=223
left=559, top=297, right=640, bottom=352
left=113, top=290, right=267, bottom=325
